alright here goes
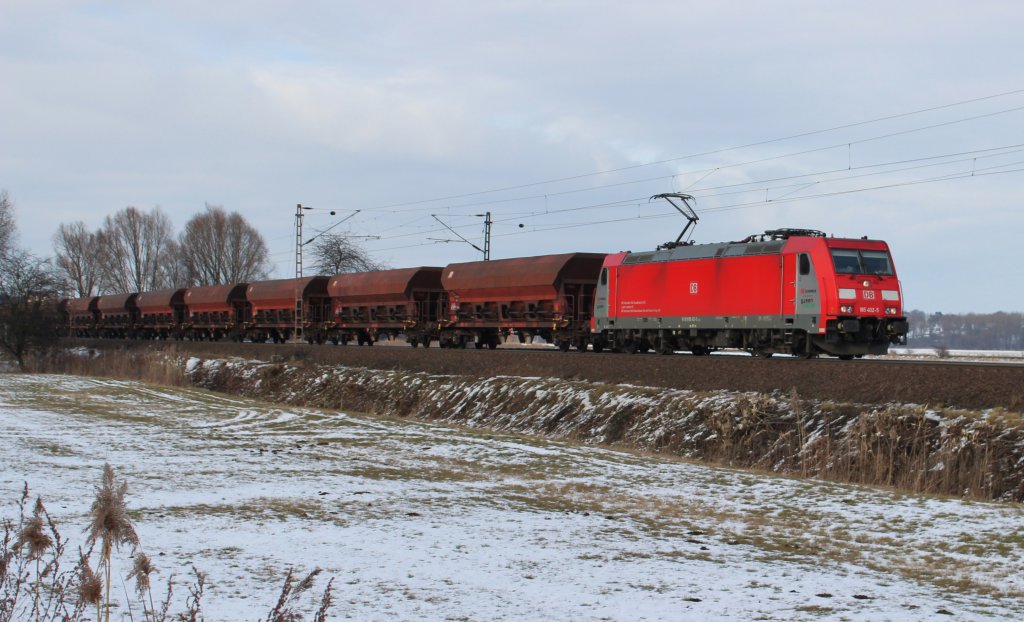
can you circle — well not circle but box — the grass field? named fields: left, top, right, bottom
left=1, top=373, right=1021, bottom=620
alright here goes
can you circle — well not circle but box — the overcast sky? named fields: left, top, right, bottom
left=2, top=1, right=1022, bottom=313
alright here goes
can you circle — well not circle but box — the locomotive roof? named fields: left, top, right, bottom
left=623, top=240, right=787, bottom=265
left=623, top=234, right=888, bottom=265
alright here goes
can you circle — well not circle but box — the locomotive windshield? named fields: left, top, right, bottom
left=831, top=249, right=894, bottom=276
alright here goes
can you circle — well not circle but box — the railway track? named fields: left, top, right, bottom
left=68, top=338, right=1024, bottom=412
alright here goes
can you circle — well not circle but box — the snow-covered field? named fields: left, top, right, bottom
left=885, top=348, right=1024, bottom=363
left=1, top=374, right=1022, bottom=621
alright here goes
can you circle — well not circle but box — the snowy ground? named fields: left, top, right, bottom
left=1, top=374, right=1022, bottom=621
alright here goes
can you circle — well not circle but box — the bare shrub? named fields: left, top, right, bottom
left=2, top=467, right=335, bottom=622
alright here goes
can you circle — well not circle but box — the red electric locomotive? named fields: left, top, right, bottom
left=591, top=228, right=908, bottom=358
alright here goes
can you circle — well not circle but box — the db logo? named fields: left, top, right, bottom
left=863, top=290, right=876, bottom=299
left=690, top=282, right=699, bottom=294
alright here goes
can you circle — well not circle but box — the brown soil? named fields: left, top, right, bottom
left=67, top=339, right=1023, bottom=411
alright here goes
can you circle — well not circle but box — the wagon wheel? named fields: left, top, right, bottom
left=690, top=346, right=709, bottom=356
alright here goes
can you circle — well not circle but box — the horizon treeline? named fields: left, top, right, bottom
left=905, top=309, right=1024, bottom=351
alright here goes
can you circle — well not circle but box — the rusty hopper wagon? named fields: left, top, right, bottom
left=327, top=267, right=444, bottom=346
left=95, top=293, right=138, bottom=338
left=66, top=297, right=99, bottom=337
left=135, top=288, right=187, bottom=340
left=245, top=277, right=330, bottom=343
left=440, top=253, right=605, bottom=350
left=182, top=284, right=249, bottom=341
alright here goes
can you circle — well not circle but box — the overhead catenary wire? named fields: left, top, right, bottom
left=362, top=165, right=1024, bottom=254
left=269, top=90, right=1024, bottom=267
left=353, top=88, right=1024, bottom=212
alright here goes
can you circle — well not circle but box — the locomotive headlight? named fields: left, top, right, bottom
left=885, top=307, right=897, bottom=315
left=840, top=305, right=853, bottom=313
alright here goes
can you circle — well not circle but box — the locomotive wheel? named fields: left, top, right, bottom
left=423, top=339, right=431, bottom=348
left=838, top=354, right=854, bottom=361
left=690, top=346, right=709, bottom=356
left=592, top=342, right=604, bottom=353
left=559, top=340, right=571, bottom=352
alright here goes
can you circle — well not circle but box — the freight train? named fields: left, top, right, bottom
left=61, top=227, right=908, bottom=359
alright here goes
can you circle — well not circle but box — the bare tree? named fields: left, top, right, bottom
left=178, top=204, right=270, bottom=286
left=309, top=232, right=383, bottom=275
left=0, top=250, right=59, bottom=369
left=0, top=192, right=59, bottom=368
left=96, top=207, right=176, bottom=293
left=0, top=189, right=15, bottom=258
left=53, top=221, right=102, bottom=297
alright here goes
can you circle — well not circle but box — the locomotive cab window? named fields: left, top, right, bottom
left=600, top=268, right=608, bottom=286
left=799, top=254, right=811, bottom=275
left=831, top=248, right=894, bottom=276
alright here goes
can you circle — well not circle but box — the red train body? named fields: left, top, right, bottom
left=246, top=277, right=330, bottom=344
left=182, top=284, right=249, bottom=341
left=440, top=253, right=604, bottom=349
left=60, top=228, right=908, bottom=358
left=592, top=229, right=907, bottom=357
left=135, top=288, right=186, bottom=340
left=95, top=293, right=138, bottom=338
left=326, top=267, right=445, bottom=346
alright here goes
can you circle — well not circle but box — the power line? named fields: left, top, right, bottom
left=351, top=104, right=1024, bottom=220
left=364, top=166, right=1024, bottom=253
left=355, top=88, right=1024, bottom=211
